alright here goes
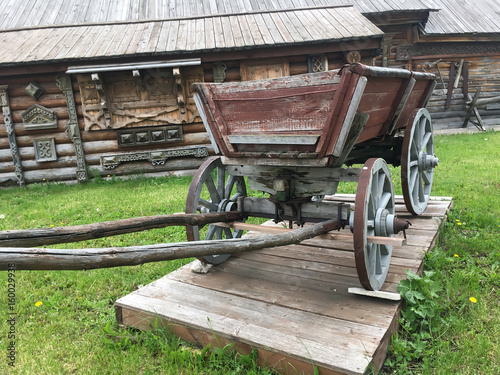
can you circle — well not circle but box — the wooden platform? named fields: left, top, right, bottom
left=115, top=195, right=452, bottom=375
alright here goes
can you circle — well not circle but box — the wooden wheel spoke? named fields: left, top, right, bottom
left=380, top=191, right=392, bottom=210
left=422, top=131, right=432, bottom=149
left=418, top=175, right=425, bottom=201
left=422, top=171, right=431, bottom=185
left=409, top=160, right=418, bottom=168
left=377, top=173, right=385, bottom=200
left=375, top=246, right=382, bottom=275
left=418, top=117, right=426, bottom=143
left=409, top=168, right=419, bottom=191
left=224, top=175, right=236, bottom=199
left=412, top=171, right=421, bottom=200
left=217, top=166, right=226, bottom=200
left=205, top=175, right=221, bottom=204
left=205, top=224, right=217, bottom=240
left=198, top=198, right=218, bottom=212
left=223, top=227, right=234, bottom=239
left=410, top=138, right=419, bottom=157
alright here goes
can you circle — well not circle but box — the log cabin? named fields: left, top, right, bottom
left=0, top=0, right=498, bottom=185
left=384, top=0, right=500, bottom=131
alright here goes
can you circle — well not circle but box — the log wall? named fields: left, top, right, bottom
left=0, top=51, right=365, bottom=186
left=3, top=35, right=495, bottom=186
left=0, top=71, right=214, bottom=186
left=414, top=56, right=500, bottom=130
left=382, top=26, right=500, bottom=130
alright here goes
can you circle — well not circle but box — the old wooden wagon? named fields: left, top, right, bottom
left=0, top=63, right=438, bottom=293
left=187, top=63, right=439, bottom=291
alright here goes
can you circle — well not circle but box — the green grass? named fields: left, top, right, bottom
left=382, top=131, right=500, bottom=374
left=0, top=131, right=499, bottom=374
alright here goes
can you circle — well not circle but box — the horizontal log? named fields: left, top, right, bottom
left=468, top=96, right=500, bottom=107
left=9, top=94, right=69, bottom=111
left=0, top=219, right=341, bottom=270
left=0, top=211, right=245, bottom=247
left=6, top=81, right=64, bottom=97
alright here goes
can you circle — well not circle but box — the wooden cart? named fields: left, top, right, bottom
left=187, top=63, right=439, bottom=291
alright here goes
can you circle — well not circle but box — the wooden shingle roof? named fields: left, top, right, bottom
left=0, top=5, right=383, bottom=66
left=0, top=0, right=435, bottom=30
left=422, top=0, right=500, bottom=35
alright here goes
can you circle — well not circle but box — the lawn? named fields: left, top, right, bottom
left=0, top=130, right=499, bottom=374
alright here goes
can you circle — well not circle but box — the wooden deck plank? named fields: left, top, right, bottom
left=116, top=195, right=452, bottom=374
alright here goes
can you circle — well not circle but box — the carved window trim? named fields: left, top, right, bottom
left=73, top=59, right=203, bottom=132
left=308, top=55, right=328, bottom=73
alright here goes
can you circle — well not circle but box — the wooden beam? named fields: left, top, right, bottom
left=0, top=219, right=341, bottom=270
left=445, top=62, right=456, bottom=109
left=0, top=211, right=245, bottom=247
left=215, top=222, right=407, bottom=246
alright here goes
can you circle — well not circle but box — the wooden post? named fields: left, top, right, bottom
left=56, top=74, right=88, bottom=182
left=462, top=89, right=486, bottom=131
left=462, top=61, right=469, bottom=98
left=0, top=86, right=24, bottom=185
left=0, top=219, right=341, bottom=270
left=446, top=62, right=456, bottom=109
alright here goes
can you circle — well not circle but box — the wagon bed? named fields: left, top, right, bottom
left=192, top=63, right=436, bottom=167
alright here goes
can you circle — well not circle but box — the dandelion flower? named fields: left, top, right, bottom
left=469, top=297, right=477, bottom=303
left=455, top=219, right=460, bottom=222
left=457, top=222, right=462, bottom=226
left=50, top=224, right=54, bottom=227
left=35, top=301, right=42, bottom=307
left=454, top=254, right=459, bottom=258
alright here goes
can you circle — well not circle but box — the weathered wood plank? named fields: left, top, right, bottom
left=114, top=193, right=450, bottom=374
left=117, top=281, right=375, bottom=374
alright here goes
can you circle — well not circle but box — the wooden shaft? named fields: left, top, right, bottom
left=0, top=211, right=245, bottom=247
left=0, top=219, right=341, bottom=270
left=215, top=222, right=407, bottom=245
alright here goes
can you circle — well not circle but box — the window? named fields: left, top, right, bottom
left=74, top=63, right=203, bottom=131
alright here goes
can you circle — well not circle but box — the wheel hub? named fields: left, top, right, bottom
left=374, top=208, right=394, bottom=237
left=418, top=151, right=439, bottom=171
left=217, top=198, right=237, bottom=212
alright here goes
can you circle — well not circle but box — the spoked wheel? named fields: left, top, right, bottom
left=401, top=108, right=439, bottom=215
left=352, top=158, right=396, bottom=291
left=185, top=156, right=247, bottom=265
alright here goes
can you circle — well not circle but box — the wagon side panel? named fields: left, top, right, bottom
left=355, top=76, right=408, bottom=143
left=193, top=71, right=346, bottom=160
left=319, top=69, right=365, bottom=158
left=393, top=78, right=436, bottom=131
